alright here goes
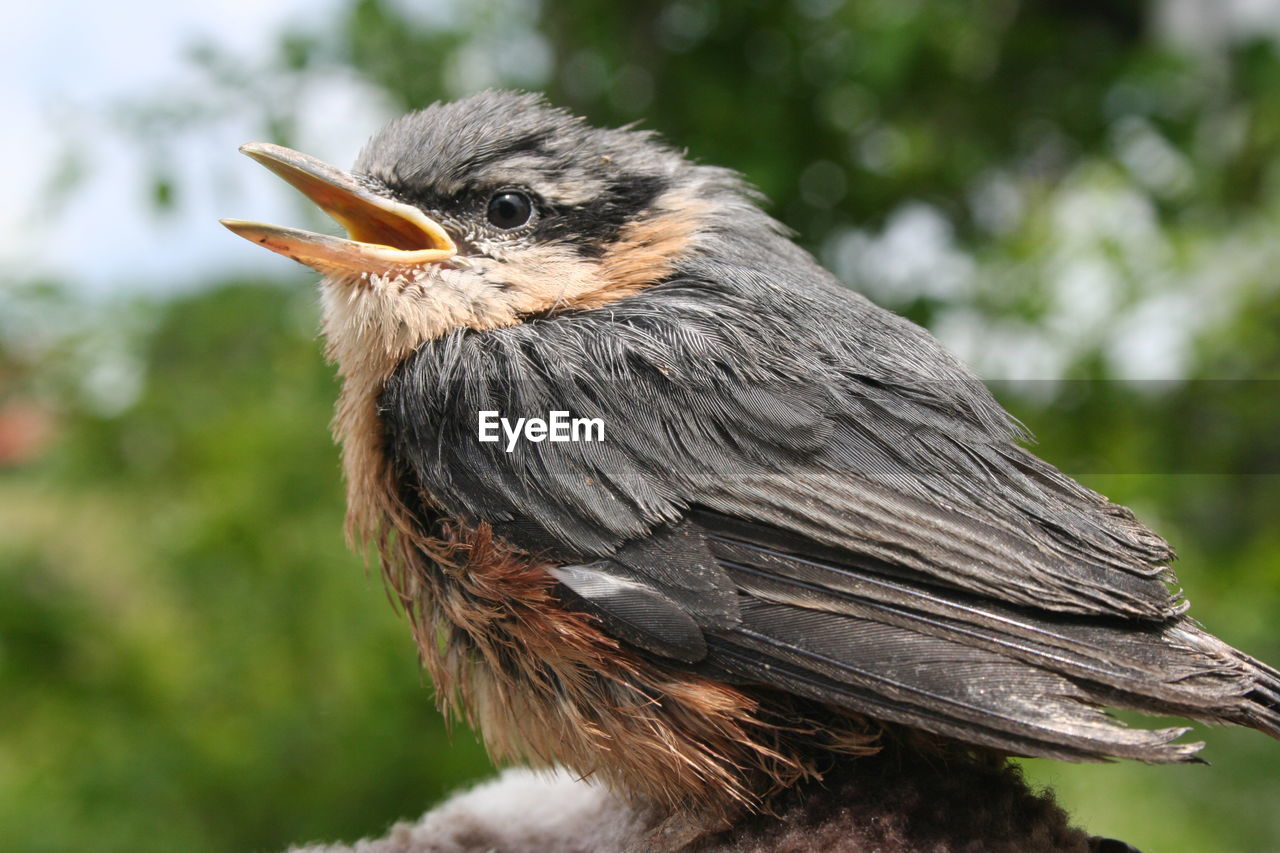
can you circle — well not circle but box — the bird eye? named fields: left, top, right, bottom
left=486, top=191, right=534, bottom=229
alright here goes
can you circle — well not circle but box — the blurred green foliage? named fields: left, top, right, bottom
left=3, top=1, right=1280, bottom=851
left=0, top=283, right=490, bottom=853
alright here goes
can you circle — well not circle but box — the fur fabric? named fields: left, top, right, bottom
left=285, top=768, right=654, bottom=853
left=285, top=752, right=1125, bottom=853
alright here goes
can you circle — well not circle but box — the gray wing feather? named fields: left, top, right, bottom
left=380, top=269, right=1280, bottom=761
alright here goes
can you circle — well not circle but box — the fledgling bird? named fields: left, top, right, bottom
left=223, top=91, right=1280, bottom=825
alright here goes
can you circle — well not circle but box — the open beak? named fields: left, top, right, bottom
left=220, top=142, right=456, bottom=275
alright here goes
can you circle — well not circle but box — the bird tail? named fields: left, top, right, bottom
left=702, top=518, right=1280, bottom=763
left=1205, top=642, right=1280, bottom=737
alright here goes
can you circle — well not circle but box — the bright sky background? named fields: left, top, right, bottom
left=1, top=0, right=404, bottom=297
left=6, top=0, right=1279, bottom=385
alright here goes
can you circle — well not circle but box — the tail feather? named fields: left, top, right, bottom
left=707, top=613, right=1199, bottom=763
left=1229, top=652, right=1280, bottom=736
left=700, top=523, right=1280, bottom=761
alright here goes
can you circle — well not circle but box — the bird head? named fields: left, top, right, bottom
left=223, top=91, right=761, bottom=379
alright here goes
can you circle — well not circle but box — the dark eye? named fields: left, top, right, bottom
left=486, top=191, right=534, bottom=229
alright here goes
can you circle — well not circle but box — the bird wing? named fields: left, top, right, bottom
left=699, top=510, right=1279, bottom=759
left=379, top=277, right=1280, bottom=759
left=382, top=277, right=1178, bottom=620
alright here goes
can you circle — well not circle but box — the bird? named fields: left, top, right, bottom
left=222, top=90, right=1280, bottom=827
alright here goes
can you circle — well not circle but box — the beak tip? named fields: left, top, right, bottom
left=219, top=219, right=262, bottom=244
left=238, top=142, right=272, bottom=163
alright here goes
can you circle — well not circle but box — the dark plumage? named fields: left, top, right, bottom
left=225, top=90, right=1280, bottom=836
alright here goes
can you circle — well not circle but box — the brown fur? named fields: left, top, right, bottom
left=379, top=516, right=882, bottom=813
left=321, top=305, right=876, bottom=813
left=314, top=183, right=891, bottom=813
left=679, top=751, right=1093, bottom=853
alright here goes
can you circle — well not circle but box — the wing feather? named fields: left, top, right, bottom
left=383, top=281, right=1180, bottom=619
left=378, top=272, right=1280, bottom=760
